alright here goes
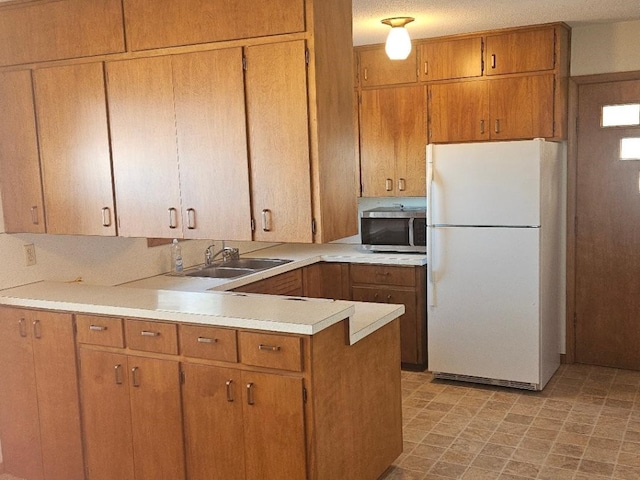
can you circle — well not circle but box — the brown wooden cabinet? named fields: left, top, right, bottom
left=430, top=74, right=555, bottom=143
left=0, top=70, right=45, bottom=233
left=485, top=27, right=556, bottom=76
left=350, top=264, right=427, bottom=369
left=78, top=319, right=186, bottom=480
left=0, top=0, right=125, bottom=67
left=33, top=62, right=116, bottom=236
left=419, top=36, right=484, bottom=82
left=0, top=307, right=84, bottom=480
left=233, top=269, right=304, bottom=296
left=358, top=47, right=417, bottom=87
left=107, top=49, right=252, bottom=239
left=303, top=262, right=351, bottom=300
left=123, top=0, right=305, bottom=51
left=359, top=85, right=427, bottom=197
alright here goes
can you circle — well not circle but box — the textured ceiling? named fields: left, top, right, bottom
left=352, top=0, right=640, bottom=45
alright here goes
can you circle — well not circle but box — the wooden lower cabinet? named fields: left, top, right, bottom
left=232, top=268, right=303, bottom=296
left=79, top=349, right=185, bottom=480
left=0, top=307, right=84, bottom=480
left=302, top=262, right=350, bottom=300
left=182, top=364, right=306, bottom=480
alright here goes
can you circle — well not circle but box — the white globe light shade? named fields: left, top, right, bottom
left=385, top=26, right=412, bottom=60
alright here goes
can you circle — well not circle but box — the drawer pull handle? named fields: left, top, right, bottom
left=197, top=336, right=217, bottom=344
left=258, top=344, right=281, bottom=352
left=114, top=364, right=123, bottom=385
left=226, top=380, right=234, bottom=402
left=168, top=207, right=178, bottom=229
left=491, top=54, right=496, bottom=69
left=140, top=330, right=160, bottom=337
left=247, top=382, right=255, bottom=405
left=385, top=178, right=393, bottom=191
left=186, top=208, right=196, bottom=229
left=261, top=209, right=272, bottom=232
left=89, top=325, right=108, bottom=332
left=131, top=367, right=140, bottom=387
left=101, top=207, right=112, bottom=227
left=33, top=319, right=42, bottom=339
left=19, top=318, right=27, bottom=338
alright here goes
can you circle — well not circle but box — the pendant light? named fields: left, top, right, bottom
left=381, top=17, right=415, bottom=60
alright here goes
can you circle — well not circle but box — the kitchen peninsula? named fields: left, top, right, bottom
left=0, top=280, right=404, bottom=480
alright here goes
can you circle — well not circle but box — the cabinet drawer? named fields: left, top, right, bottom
left=350, top=265, right=416, bottom=287
left=238, top=332, right=302, bottom=372
left=179, top=325, right=237, bottom=362
left=125, top=319, right=178, bottom=355
left=76, top=315, right=124, bottom=347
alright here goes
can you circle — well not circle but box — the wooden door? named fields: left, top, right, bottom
left=79, top=349, right=135, bottom=480
left=303, top=263, right=350, bottom=300
left=31, top=311, right=84, bottom=480
left=428, top=80, right=489, bottom=143
left=0, top=70, right=45, bottom=233
left=358, top=47, right=417, bottom=87
left=241, top=371, right=306, bottom=480
left=172, top=48, right=252, bottom=241
left=106, top=56, right=182, bottom=238
left=245, top=41, right=312, bottom=243
left=34, top=62, right=116, bottom=236
left=360, top=86, right=427, bottom=196
left=485, top=27, right=555, bottom=76
left=0, top=308, right=44, bottom=480
left=489, top=74, right=554, bottom=140
left=575, top=79, right=640, bottom=370
left=181, top=363, right=245, bottom=480
left=419, top=37, right=483, bottom=82
left=129, top=356, right=186, bottom=480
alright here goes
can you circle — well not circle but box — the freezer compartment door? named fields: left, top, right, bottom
left=428, top=140, right=546, bottom=226
left=427, top=226, right=541, bottom=385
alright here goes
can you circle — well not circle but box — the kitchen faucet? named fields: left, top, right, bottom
left=204, top=241, right=240, bottom=266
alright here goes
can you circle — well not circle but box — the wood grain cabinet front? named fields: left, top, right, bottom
left=358, top=46, right=418, bottom=87
left=418, top=36, right=484, bottom=82
left=485, top=27, right=556, bottom=76
left=0, top=307, right=84, bottom=480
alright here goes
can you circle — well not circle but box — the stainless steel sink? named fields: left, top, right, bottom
left=183, top=258, right=292, bottom=279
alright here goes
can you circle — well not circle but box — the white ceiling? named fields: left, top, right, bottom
left=352, top=0, right=640, bottom=46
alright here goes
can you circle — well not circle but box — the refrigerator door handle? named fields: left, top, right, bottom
left=427, top=225, right=436, bottom=307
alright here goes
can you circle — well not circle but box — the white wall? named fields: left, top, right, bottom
left=571, top=19, right=640, bottom=76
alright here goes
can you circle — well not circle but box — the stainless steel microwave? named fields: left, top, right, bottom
left=360, top=207, right=426, bottom=253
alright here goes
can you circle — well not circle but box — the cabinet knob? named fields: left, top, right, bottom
left=246, top=382, right=255, bottom=405
left=114, top=364, right=123, bottom=385
left=131, top=367, right=140, bottom=387
left=30, top=206, right=39, bottom=225
left=168, top=207, right=178, bottom=229
left=226, top=380, right=234, bottom=402
left=480, top=119, right=485, bottom=135
left=258, top=344, right=281, bottom=352
left=197, top=336, right=217, bottom=344
left=491, top=54, right=497, bottom=69
left=398, top=178, right=406, bottom=192
left=363, top=67, right=368, bottom=82
left=494, top=119, right=501, bottom=134
left=89, top=324, right=108, bottom=332
left=32, top=319, right=42, bottom=339
left=385, top=178, right=393, bottom=192
left=186, top=208, right=196, bottom=230
left=261, top=209, right=272, bottom=232
left=101, top=207, right=112, bottom=227
left=18, top=318, right=27, bottom=338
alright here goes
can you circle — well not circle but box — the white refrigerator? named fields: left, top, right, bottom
left=426, top=139, right=565, bottom=390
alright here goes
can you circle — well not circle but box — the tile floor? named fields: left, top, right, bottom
left=381, top=363, right=640, bottom=480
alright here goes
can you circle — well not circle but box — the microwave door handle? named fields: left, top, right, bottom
left=408, top=218, right=415, bottom=246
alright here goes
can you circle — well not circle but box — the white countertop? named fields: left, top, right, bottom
left=0, top=280, right=404, bottom=345
left=123, top=242, right=427, bottom=293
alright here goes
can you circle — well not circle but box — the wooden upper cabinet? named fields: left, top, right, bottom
left=245, top=40, right=313, bottom=243
left=429, top=81, right=489, bottom=143
left=360, top=85, right=427, bottom=197
left=172, top=49, right=252, bottom=241
left=107, top=56, right=182, bottom=238
left=358, top=47, right=417, bottom=87
left=485, top=27, right=556, bottom=76
left=0, top=0, right=124, bottom=67
left=33, top=63, right=116, bottom=236
left=0, top=70, right=45, bottom=233
left=123, top=0, right=305, bottom=51
left=489, top=74, right=555, bottom=140
left=419, top=36, right=484, bottom=82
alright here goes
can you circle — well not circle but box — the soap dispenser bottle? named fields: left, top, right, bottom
left=171, top=239, right=183, bottom=274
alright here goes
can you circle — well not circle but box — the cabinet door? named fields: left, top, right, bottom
left=107, top=56, right=182, bottom=238
left=485, top=27, right=555, bottom=76
left=181, top=363, right=245, bottom=480
left=429, top=81, right=489, bottom=143
left=303, top=263, right=350, bottom=300
left=173, top=48, right=252, bottom=240
left=360, top=86, right=427, bottom=197
left=245, top=41, right=312, bottom=242
left=34, top=62, right=116, bottom=236
left=352, top=286, right=419, bottom=365
left=233, top=269, right=304, bottom=296
left=489, top=74, right=555, bottom=140
left=419, top=37, right=483, bottom=82
left=241, top=371, right=306, bottom=480
left=123, top=0, right=304, bottom=51
left=129, top=356, right=186, bottom=480
left=358, top=47, right=417, bottom=87
left=0, top=70, right=45, bottom=233
left=0, top=308, right=44, bottom=480
left=79, top=349, right=135, bottom=480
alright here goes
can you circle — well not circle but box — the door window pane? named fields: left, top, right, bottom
left=602, top=104, right=640, bottom=127
left=620, top=137, right=640, bottom=160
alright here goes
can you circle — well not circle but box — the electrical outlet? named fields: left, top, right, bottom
left=23, top=244, right=36, bottom=266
